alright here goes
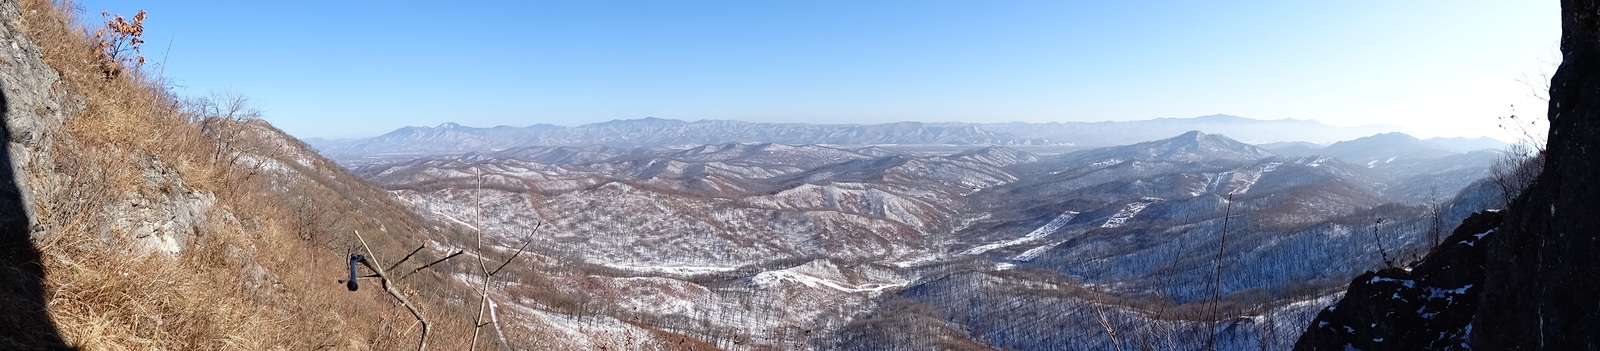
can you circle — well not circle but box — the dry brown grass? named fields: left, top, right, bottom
left=10, top=0, right=499, bottom=350
left=6, top=1, right=718, bottom=349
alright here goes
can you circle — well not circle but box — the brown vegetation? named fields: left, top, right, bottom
left=8, top=1, right=498, bottom=349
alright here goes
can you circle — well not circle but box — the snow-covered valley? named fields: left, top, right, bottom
left=344, top=130, right=1505, bottom=350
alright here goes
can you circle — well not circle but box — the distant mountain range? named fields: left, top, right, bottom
left=352, top=128, right=1508, bottom=349
left=305, top=115, right=1434, bottom=159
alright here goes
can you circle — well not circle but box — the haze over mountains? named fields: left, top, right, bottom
left=305, top=115, right=1495, bottom=165
left=332, top=119, right=1514, bottom=349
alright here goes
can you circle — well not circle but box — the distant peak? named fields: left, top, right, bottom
left=1168, top=130, right=1215, bottom=144
left=1365, top=132, right=1421, bottom=141
left=1194, top=114, right=1247, bottom=121
left=437, top=122, right=462, bottom=129
left=596, top=117, right=687, bottom=126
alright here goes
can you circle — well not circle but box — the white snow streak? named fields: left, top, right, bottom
left=1012, top=239, right=1067, bottom=261
left=488, top=297, right=511, bottom=349
left=752, top=270, right=903, bottom=293
left=962, top=211, right=1079, bottom=255
left=1459, top=230, right=1494, bottom=247
left=1261, top=161, right=1283, bottom=173
left=1103, top=199, right=1160, bottom=228
left=1368, top=276, right=1416, bottom=288
left=602, top=264, right=738, bottom=276
left=1307, top=156, right=1331, bottom=167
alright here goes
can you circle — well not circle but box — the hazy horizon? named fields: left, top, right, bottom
left=77, top=1, right=1556, bottom=141
left=307, top=114, right=1485, bottom=144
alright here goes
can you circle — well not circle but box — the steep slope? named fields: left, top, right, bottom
left=0, top=2, right=708, bottom=350
left=1293, top=211, right=1501, bottom=350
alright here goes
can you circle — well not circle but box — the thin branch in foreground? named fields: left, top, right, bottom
left=386, top=245, right=427, bottom=273
left=1207, top=194, right=1234, bottom=351
left=353, top=230, right=430, bottom=351
left=396, top=250, right=465, bottom=282
left=469, top=223, right=542, bottom=351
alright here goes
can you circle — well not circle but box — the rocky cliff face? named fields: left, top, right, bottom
left=0, top=1, right=535, bottom=349
left=0, top=0, right=78, bottom=347
left=1293, top=211, right=1500, bottom=350
left=1296, top=1, right=1600, bottom=349
left=1473, top=0, right=1600, bottom=348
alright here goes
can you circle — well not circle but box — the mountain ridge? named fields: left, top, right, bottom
left=306, top=115, right=1411, bottom=160
left=354, top=129, right=1505, bottom=349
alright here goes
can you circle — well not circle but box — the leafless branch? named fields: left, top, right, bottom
left=1094, top=303, right=1125, bottom=351
left=387, top=245, right=427, bottom=273
left=1208, top=194, right=1234, bottom=350
left=396, top=250, right=466, bottom=282
left=469, top=226, right=541, bottom=351
left=354, top=230, right=430, bottom=351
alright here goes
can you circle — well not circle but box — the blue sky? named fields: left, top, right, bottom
left=76, top=1, right=1557, bottom=140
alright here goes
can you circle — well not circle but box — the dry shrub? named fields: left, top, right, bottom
left=11, top=0, right=496, bottom=349
left=9, top=1, right=701, bottom=349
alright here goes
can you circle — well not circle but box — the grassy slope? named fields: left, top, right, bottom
left=3, top=0, right=501, bottom=349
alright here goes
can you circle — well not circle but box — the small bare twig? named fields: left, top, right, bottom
left=490, top=235, right=537, bottom=277
left=1094, top=303, right=1124, bottom=351
left=396, top=250, right=466, bottom=282
left=387, top=245, right=427, bottom=273
left=353, top=230, right=430, bottom=351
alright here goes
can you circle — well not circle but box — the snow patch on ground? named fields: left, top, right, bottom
left=1012, top=239, right=1068, bottom=261
left=1307, top=156, right=1331, bottom=167
left=1460, top=230, right=1494, bottom=247
left=751, top=269, right=903, bottom=294
left=1230, top=170, right=1263, bottom=195
left=1103, top=199, right=1160, bottom=228
left=1090, top=158, right=1124, bottom=168
left=602, top=264, right=739, bottom=276
left=961, top=211, right=1078, bottom=255
left=889, top=253, right=947, bottom=268
left=1368, top=276, right=1416, bottom=288
left=1261, top=161, right=1283, bottom=173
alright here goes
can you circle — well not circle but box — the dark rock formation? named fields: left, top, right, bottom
left=1297, top=0, right=1600, bottom=349
left=1293, top=211, right=1501, bottom=350
left=0, top=0, right=82, bottom=348
left=1472, top=0, right=1600, bottom=348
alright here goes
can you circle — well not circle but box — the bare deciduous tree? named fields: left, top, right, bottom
left=186, top=91, right=262, bottom=165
